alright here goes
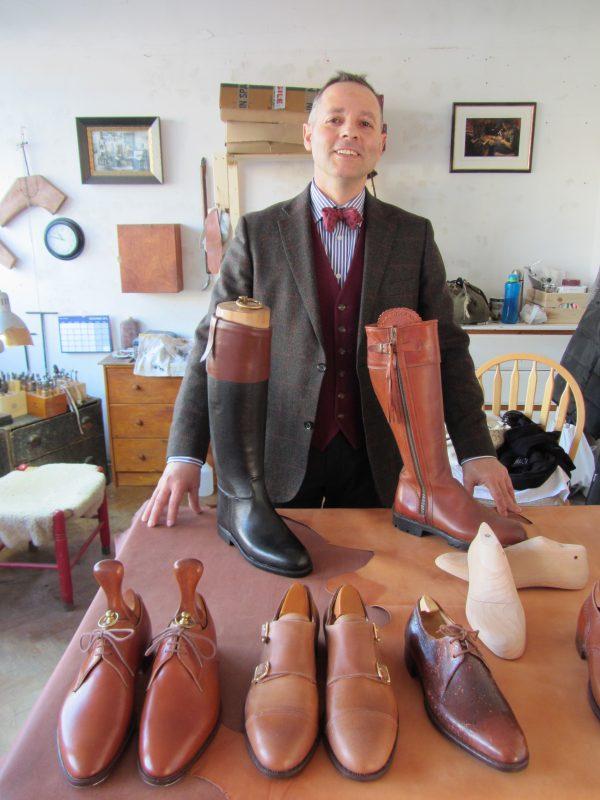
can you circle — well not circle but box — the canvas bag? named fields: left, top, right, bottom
left=447, top=277, right=491, bottom=324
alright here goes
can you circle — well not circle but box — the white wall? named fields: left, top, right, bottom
left=1, top=0, right=599, bottom=408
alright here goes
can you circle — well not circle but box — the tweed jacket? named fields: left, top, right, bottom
left=167, top=184, right=495, bottom=505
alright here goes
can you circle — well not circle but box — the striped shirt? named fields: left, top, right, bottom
left=310, top=180, right=365, bottom=287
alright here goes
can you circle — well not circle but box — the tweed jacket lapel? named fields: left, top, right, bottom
left=277, top=184, right=324, bottom=348
left=358, top=191, right=399, bottom=337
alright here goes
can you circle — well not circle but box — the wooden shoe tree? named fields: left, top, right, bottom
left=466, top=523, right=526, bottom=660
left=332, top=584, right=366, bottom=621
left=279, top=582, right=310, bottom=619
left=435, top=535, right=589, bottom=590
left=173, top=558, right=207, bottom=627
left=94, top=560, right=139, bottom=625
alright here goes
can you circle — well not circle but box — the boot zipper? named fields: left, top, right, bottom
left=390, top=329, right=427, bottom=517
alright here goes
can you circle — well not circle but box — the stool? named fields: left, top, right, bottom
left=0, top=464, right=111, bottom=608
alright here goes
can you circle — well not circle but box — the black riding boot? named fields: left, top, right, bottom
left=206, top=316, right=312, bottom=577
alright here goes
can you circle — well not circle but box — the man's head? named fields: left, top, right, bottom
left=303, top=71, right=386, bottom=203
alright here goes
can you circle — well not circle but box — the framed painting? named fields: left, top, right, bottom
left=76, top=116, right=163, bottom=184
left=450, top=103, right=537, bottom=173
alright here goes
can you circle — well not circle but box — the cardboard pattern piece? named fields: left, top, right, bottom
left=117, top=224, right=183, bottom=293
left=1, top=505, right=600, bottom=799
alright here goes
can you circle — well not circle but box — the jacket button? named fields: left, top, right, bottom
left=337, top=413, right=345, bottom=420
left=338, top=347, right=346, bottom=355
left=317, top=363, right=326, bottom=372
left=337, top=392, right=345, bottom=399
left=337, top=304, right=347, bottom=312
left=338, top=325, right=346, bottom=333
left=339, top=370, right=346, bottom=378
left=304, top=421, right=314, bottom=430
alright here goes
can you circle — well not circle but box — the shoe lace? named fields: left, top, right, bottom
left=437, top=623, right=481, bottom=659
left=79, top=627, right=136, bottom=677
left=145, top=625, right=217, bottom=692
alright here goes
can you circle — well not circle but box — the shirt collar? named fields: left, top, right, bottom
left=310, top=180, right=366, bottom=224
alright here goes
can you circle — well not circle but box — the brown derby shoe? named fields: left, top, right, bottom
left=324, top=585, right=398, bottom=781
left=575, top=579, right=600, bottom=720
left=245, top=583, right=319, bottom=777
left=138, top=559, right=220, bottom=786
left=405, top=595, right=529, bottom=771
left=57, top=560, right=151, bottom=786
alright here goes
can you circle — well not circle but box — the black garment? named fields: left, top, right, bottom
left=277, top=433, right=382, bottom=509
left=497, top=411, right=576, bottom=490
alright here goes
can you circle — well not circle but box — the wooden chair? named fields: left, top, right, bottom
left=475, top=353, right=585, bottom=460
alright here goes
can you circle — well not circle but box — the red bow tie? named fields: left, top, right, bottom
left=321, top=206, right=362, bottom=233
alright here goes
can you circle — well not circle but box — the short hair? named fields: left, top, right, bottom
left=308, top=71, right=383, bottom=127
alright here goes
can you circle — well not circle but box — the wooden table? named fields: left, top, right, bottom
left=1, top=506, right=599, bottom=799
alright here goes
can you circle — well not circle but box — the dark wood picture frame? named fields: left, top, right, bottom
left=76, top=116, right=163, bottom=184
left=450, top=102, right=537, bottom=173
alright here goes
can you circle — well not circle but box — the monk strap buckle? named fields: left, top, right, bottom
left=377, top=662, right=391, bottom=684
left=253, top=661, right=270, bottom=683
left=260, top=621, right=270, bottom=643
left=174, top=611, right=194, bottom=628
left=98, top=609, right=119, bottom=629
left=373, top=623, right=381, bottom=642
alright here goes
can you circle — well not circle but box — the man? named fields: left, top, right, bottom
left=143, top=71, right=518, bottom=528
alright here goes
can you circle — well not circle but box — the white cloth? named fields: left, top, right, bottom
left=0, top=464, right=106, bottom=548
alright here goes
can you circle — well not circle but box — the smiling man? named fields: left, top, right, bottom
left=143, top=71, right=518, bottom=526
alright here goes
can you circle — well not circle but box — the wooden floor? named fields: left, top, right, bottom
left=0, top=484, right=216, bottom=758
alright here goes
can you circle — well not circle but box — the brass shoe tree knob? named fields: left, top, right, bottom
left=93, top=559, right=136, bottom=623
left=173, top=558, right=206, bottom=627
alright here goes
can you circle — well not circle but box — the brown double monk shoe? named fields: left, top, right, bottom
left=324, top=585, right=399, bottom=780
left=57, top=560, right=151, bottom=786
left=575, top=579, right=600, bottom=720
left=138, top=558, right=220, bottom=785
left=245, top=583, right=319, bottom=777
left=405, top=595, right=529, bottom=771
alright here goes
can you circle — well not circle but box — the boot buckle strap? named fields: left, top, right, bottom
left=253, top=661, right=270, bottom=682
left=260, top=621, right=270, bottom=643
left=377, top=662, right=391, bottom=684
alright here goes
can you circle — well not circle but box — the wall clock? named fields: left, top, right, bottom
left=44, top=217, right=85, bottom=260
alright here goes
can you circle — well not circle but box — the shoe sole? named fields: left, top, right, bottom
left=244, top=730, right=320, bottom=778
left=138, top=713, right=221, bottom=786
left=393, top=512, right=470, bottom=550
left=323, top=727, right=398, bottom=781
left=56, top=721, right=134, bottom=787
left=575, top=638, right=600, bottom=721
left=217, top=524, right=312, bottom=577
left=405, top=649, right=528, bottom=772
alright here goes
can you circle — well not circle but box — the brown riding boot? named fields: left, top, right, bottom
left=57, top=560, right=151, bottom=786
left=138, top=559, right=220, bottom=785
left=366, top=307, right=527, bottom=549
left=245, top=583, right=319, bottom=777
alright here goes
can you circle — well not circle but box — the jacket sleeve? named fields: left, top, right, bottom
left=418, top=220, right=496, bottom=462
left=166, top=217, right=254, bottom=461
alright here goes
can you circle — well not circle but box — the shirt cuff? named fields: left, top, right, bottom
left=459, top=455, right=497, bottom=466
left=167, top=456, right=204, bottom=467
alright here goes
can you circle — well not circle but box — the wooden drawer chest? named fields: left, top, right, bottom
left=101, top=358, right=182, bottom=486
left=0, top=398, right=109, bottom=478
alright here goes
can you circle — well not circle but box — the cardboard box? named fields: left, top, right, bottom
left=220, top=83, right=319, bottom=123
left=226, top=141, right=307, bottom=155
left=26, top=392, right=68, bottom=419
left=532, top=289, right=590, bottom=323
left=226, top=121, right=304, bottom=145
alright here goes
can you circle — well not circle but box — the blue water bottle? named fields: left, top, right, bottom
left=501, top=273, right=521, bottom=324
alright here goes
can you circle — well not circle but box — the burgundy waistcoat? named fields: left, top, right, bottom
left=311, top=219, right=366, bottom=451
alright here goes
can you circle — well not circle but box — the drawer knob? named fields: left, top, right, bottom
left=28, top=434, right=42, bottom=447
left=132, top=383, right=142, bottom=391
left=81, top=416, right=93, bottom=429
left=135, top=419, right=144, bottom=427
left=138, top=454, right=147, bottom=461
left=84, top=456, right=95, bottom=464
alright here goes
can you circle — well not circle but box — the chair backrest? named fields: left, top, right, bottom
left=475, top=352, right=586, bottom=460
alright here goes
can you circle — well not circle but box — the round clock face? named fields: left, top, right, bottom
left=44, top=218, right=85, bottom=260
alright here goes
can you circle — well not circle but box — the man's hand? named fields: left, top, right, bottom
left=462, top=458, right=520, bottom=517
left=141, top=461, right=202, bottom=528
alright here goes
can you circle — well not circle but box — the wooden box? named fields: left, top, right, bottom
left=0, top=390, right=27, bottom=418
left=26, top=392, right=68, bottom=419
left=531, top=289, right=590, bottom=323
left=117, top=224, right=183, bottom=293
